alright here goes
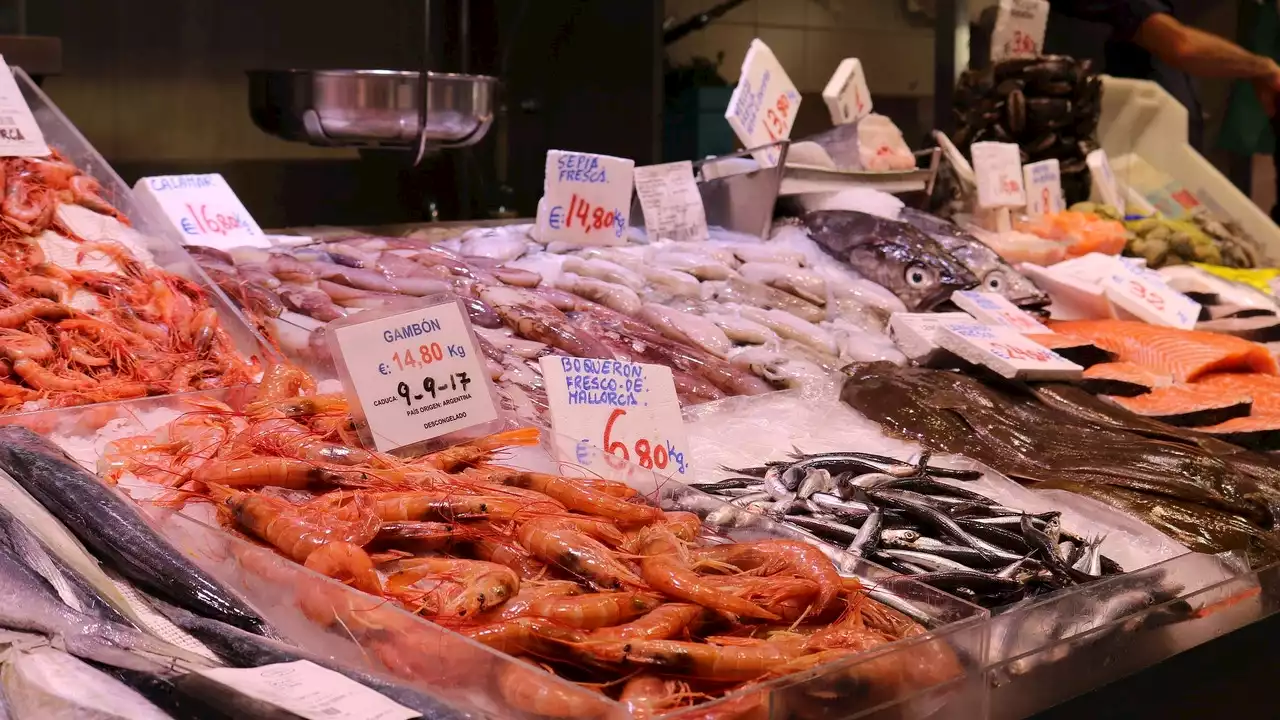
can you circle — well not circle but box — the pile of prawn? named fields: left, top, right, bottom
left=104, top=364, right=963, bottom=718
left=0, top=151, right=254, bottom=410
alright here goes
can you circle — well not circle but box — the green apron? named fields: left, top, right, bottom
left=1218, top=0, right=1280, bottom=155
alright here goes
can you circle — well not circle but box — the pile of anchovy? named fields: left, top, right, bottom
left=693, top=450, right=1123, bottom=607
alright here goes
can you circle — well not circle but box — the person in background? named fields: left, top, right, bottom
left=1218, top=0, right=1280, bottom=223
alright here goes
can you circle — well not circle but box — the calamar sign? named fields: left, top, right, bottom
left=132, top=172, right=269, bottom=249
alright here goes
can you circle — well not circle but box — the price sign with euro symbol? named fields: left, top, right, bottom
left=725, top=39, right=801, bottom=166
left=327, top=295, right=501, bottom=455
left=540, top=150, right=634, bottom=246
left=133, top=172, right=269, bottom=250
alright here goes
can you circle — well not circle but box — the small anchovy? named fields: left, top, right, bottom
left=1020, top=515, right=1092, bottom=583
left=718, top=464, right=771, bottom=478
left=847, top=508, right=883, bottom=556
left=690, top=478, right=755, bottom=493
left=911, top=570, right=1026, bottom=595
left=968, top=512, right=1059, bottom=527
left=864, top=489, right=1022, bottom=562
left=809, top=493, right=874, bottom=519
left=882, top=535, right=1007, bottom=569
left=1071, top=534, right=1106, bottom=576
left=995, top=554, right=1036, bottom=579
left=1057, top=541, right=1077, bottom=564
left=879, top=529, right=921, bottom=545
left=847, top=472, right=902, bottom=490
left=764, top=472, right=792, bottom=500
left=863, top=584, right=940, bottom=629
left=796, top=469, right=834, bottom=499
left=879, top=478, right=997, bottom=505
left=768, top=494, right=798, bottom=517
left=878, top=549, right=980, bottom=573
left=789, top=516, right=860, bottom=543
left=955, top=519, right=1033, bottom=553
left=730, top=491, right=770, bottom=508
left=713, top=487, right=766, bottom=499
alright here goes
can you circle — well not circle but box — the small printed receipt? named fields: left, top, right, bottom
left=197, top=661, right=420, bottom=720
left=0, top=56, right=49, bottom=157
left=937, top=321, right=1081, bottom=381
left=634, top=160, right=709, bottom=243
left=951, top=290, right=1050, bottom=334
left=970, top=142, right=1026, bottom=209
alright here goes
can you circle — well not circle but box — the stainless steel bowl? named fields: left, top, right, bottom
left=248, top=69, right=496, bottom=149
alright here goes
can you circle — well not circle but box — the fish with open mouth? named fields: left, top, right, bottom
left=897, top=208, right=1049, bottom=309
left=801, top=210, right=978, bottom=311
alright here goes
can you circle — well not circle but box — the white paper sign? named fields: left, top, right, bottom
left=889, top=311, right=975, bottom=364
left=991, top=0, right=1050, bottom=62
left=0, top=57, right=49, bottom=157
left=823, top=58, right=872, bottom=126
left=725, top=39, right=801, bottom=166
left=937, top=321, right=1082, bottom=381
left=1087, top=148, right=1125, bottom=215
left=634, top=161, right=709, bottom=243
left=539, top=356, right=690, bottom=479
left=540, top=151, right=634, bottom=247
left=971, top=142, right=1027, bottom=208
left=1022, top=159, right=1064, bottom=217
left=327, top=298, right=500, bottom=453
left=951, top=290, right=1050, bottom=334
left=1103, top=262, right=1200, bottom=329
left=197, top=661, right=419, bottom=720
left=132, top=173, right=268, bottom=249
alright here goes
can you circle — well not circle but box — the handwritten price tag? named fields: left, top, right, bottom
left=0, top=57, right=49, bottom=157
left=541, top=150, right=634, bottom=247
left=938, top=321, right=1081, bottom=381
left=327, top=297, right=501, bottom=454
left=1022, top=159, right=1064, bottom=217
left=951, top=290, right=1050, bottom=334
left=822, top=58, right=872, bottom=126
left=1103, top=264, right=1199, bottom=329
left=132, top=173, right=268, bottom=249
left=991, top=0, right=1049, bottom=62
left=971, top=142, right=1026, bottom=208
left=634, top=160, right=709, bottom=242
left=725, top=39, right=801, bottom=166
left=1087, top=148, right=1126, bottom=216
left=539, top=357, right=689, bottom=481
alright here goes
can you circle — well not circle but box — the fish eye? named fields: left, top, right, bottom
left=985, top=271, right=1006, bottom=292
left=904, top=264, right=935, bottom=288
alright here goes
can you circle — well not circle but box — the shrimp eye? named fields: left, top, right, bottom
left=904, top=264, right=934, bottom=288
left=985, top=271, right=1006, bottom=292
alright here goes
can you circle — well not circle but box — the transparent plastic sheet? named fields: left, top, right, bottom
left=12, top=68, right=276, bottom=373
left=986, top=554, right=1280, bottom=720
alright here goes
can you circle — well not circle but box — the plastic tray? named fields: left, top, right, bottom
left=12, top=67, right=275, bottom=371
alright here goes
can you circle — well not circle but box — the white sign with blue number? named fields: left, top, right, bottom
left=540, top=150, right=635, bottom=247
left=132, top=173, right=268, bottom=249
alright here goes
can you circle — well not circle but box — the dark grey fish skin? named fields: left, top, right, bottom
left=801, top=210, right=978, bottom=311
left=0, top=427, right=274, bottom=637
left=154, top=601, right=470, bottom=720
left=897, top=207, right=1049, bottom=308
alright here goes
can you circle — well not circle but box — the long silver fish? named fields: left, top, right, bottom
left=897, top=208, right=1049, bottom=308
left=1, top=639, right=172, bottom=720
left=802, top=210, right=978, bottom=311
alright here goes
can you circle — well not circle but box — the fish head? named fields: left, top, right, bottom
left=845, top=239, right=977, bottom=312
left=976, top=266, right=1050, bottom=308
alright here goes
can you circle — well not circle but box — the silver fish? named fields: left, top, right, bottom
left=802, top=210, right=977, bottom=311
left=2, top=642, right=172, bottom=720
left=898, top=208, right=1048, bottom=308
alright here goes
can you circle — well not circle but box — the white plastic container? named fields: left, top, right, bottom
left=1097, top=75, right=1280, bottom=263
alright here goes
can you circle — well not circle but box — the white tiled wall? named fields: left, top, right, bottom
left=665, top=0, right=936, bottom=96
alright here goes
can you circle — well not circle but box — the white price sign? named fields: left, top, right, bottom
left=822, top=58, right=872, bottom=126
left=1103, top=264, right=1200, bottom=329
left=971, top=142, right=1027, bottom=208
left=991, top=0, right=1050, bottom=62
left=197, top=661, right=419, bottom=720
left=938, top=321, right=1081, bottom=381
left=951, top=290, right=1050, bottom=334
left=0, top=57, right=49, bottom=157
left=132, top=173, right=268, bottom=249
left=634, top=160, right=709, bottom=242
left=539, top=356, right=690, bottom=480
left=1022, top=159, right=1064, bottom=217
left=1087, top=148, right=1125, bottom=215
left=540, top=150, right=634, bottom=247
left=725, top=39, right=801, bottom=166
left=327, top=297, right=500, bottom=454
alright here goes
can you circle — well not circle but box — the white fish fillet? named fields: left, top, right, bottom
left=737, top=306, right=837, bottom=356
left=2, top=646, right=171, bottom=720
left=639, top=304, right=733, bottom=358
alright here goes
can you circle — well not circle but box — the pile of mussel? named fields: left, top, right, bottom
left=952, top=56, right=1102, bottom=204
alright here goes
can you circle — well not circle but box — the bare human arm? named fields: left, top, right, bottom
left=1133, top=12, right=1280, bottom=115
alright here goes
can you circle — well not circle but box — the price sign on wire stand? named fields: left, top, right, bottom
left=540, top=150, right=634, bottom=247
left=725, top=39, right=801, bottom=166
left=1022, top=159, right=1064, bottom=217
left=539, top=357, right=690, bottom=481
left=327, top=296, right=502, bottom=455
left=0, top=57, right=49, bottom=157
left=132, top=173, right=269, bottom=249
left=822, top=58, right=872, bottom=125
left=634, top=160, right=709, bottom=242
left=971, top=142, right=1027, bottom=209
left=991, top=0, right=1050, bottom=62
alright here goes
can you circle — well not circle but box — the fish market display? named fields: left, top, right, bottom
left=951, top=56, right=1100, bottom=205
left=840, top=362, right=1280, bottom=565
left=93, top=364, right=965, bottom=717
left=1015, top=208, right=1126, bottom=258
left=694, top=451, right=1122, bottom=607
left=0, top=153, right=254, bottom=411
left=1116, top=205, right=1261, bottom=269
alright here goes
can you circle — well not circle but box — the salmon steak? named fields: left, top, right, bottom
left=1193, top=414, right=1280, bottom=452
left=1079, top=362, right=1172, bottom=397
left=1023, top=332, right=1117, bottom=368
left=1105, top=384, right=1252, bottom=427
left=1051, top=320, right=1279, bottom=383
left=1194, top=373, right=1280, bottom=415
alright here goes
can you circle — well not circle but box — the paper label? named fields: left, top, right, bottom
left=327, top=298, right=499, bottom=453
left=971, top=142, right=1026, bottom=208
left=540, top=151, right=634, bottom=247
left=725, top=39, right=801, bottom=166
left=1022, top=159, right=1064, bottom=217
left=539, top=356, right=689, bottom=479
left=991, top=0, right=1050, bottom=62
left=197, top=661, right=419, bottom=720
left=1102, top=263, right=1200, bottom=329
left=951, top=290, right=1050, bottom=334
left=634, top=160, right=709, bottom=242
left=889, top=311, right=975, bottom=362
left=133, top=173, right=267, bottom=249
left=1087, top=148, right=1125, bottom=215
left=938, top=321, right=1081, bottom=380
left=822, top=58, right=872, bottom=126
left=0, top=58, right=49, bottom=157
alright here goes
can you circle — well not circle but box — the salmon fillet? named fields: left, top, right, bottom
left=1193, top=414, right=1280, bottom=451
left=1106, top=384, right=1252, bottom=427
left=1051, top=320, right=1278, bottom=383
left=1023, top=332, right=1116, bottom=367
